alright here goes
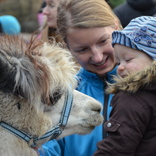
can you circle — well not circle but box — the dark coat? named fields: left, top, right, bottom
left=94, top=61, right=156, bottom=156
left=113, top=0, right=156, bottom=27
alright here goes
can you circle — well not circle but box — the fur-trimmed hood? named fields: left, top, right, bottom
left=107, top=61, right=156, bottom=94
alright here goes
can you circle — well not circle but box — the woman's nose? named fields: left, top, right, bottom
left=42, top=6, right=49, bottom=15
left=91, top=48, right=103, bottom=63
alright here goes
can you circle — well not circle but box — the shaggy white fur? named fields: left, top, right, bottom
left=0, top=35, right=103, bottom=156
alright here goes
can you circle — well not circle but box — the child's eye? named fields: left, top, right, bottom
left=115, top=58, right=120, bottom=65
left=100, top=40, right=106, bottom=44
left=126, top=58, right=132, bottom=62
left=116, top=62, right=120, bottom=65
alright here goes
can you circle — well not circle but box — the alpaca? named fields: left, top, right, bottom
left=0, top=35, right=103, bottom=156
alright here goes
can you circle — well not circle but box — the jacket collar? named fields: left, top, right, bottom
left=107, top=61, right=156, bottom=94
left=78, top=67, right=117, bottom=83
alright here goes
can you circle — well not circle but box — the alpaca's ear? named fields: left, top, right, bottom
left=0, top=35, right=47, bottom=105
left=0, top=52, right=17, bottom=94
left=0, top=35, right=38, bottom=101
left=0, top=52, right=26, bottom=98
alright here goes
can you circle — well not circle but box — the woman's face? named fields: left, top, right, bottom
left=42, top=0, right=59, bottom=28
left=66, top=27, right=116, bottom=77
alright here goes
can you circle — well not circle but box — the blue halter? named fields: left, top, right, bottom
left=0, top=90, right=73, bottom=147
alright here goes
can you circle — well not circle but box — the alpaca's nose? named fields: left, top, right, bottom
left=93, top=106, right=102, bottom=113
left=91, top=101, right=102, bottom=113
left=97, top=107, right=101, bottom=113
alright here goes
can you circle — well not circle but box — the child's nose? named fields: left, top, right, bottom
left=118, top=63, right=125, bottom=71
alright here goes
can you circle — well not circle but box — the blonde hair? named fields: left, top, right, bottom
left=57, top=0, right=122, bottom=41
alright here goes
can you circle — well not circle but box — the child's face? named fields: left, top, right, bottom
left=114, top=44, right=153, bottom=78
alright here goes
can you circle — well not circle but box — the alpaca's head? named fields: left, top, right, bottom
left=0, top=35, right=77, bottom=137
left=0, top=35, right=103, bottom=149
left=0, top=35, right=77, bottom=107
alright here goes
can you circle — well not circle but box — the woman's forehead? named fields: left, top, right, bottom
left=66, top=27, right=113, bottom=47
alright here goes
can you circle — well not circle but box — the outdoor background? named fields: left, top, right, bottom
left=0, top=0, right=125, bottom=40
left=0, top=0, right=43, bottom=33
left=0, top=0, right=125, bottom=33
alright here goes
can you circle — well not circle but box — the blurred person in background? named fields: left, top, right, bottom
left=37, top=0, right=79, bottom=67
left=37, top=0, right=62, bottom=43
left=37, top=0, right=46, bottom=27
left=0, top=15, right=21, bottom=35
left=113, top=0, right=156, bottom=28
left=106, top=0, right=125, bottom=9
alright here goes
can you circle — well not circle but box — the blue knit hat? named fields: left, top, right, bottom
left=112, top=16, right=156, bottom=60
left=0, top=15, right=21, bottom=35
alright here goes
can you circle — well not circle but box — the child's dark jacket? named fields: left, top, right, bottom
left=94, top=61, right=156, bottom=156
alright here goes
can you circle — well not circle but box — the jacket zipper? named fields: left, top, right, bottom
left=102, top=76, right=109, bottom=139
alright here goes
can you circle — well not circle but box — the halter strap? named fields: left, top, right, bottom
left=0, top=121, right=32, bottom=143
left=0, top=90, right=73, bottom=147
left=59, top=90, right=73, bottom=127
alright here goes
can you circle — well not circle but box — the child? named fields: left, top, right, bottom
left=94, top=16, right=156, bottom=156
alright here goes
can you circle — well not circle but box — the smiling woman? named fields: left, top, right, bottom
left=66, top=27, right=116, bottom=76
left=39, top=0, right=123, bottom=156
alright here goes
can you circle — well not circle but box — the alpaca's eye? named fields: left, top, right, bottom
left=17, top=102, right=21, bottom=110
left=49, top=92, right=62, bottom=105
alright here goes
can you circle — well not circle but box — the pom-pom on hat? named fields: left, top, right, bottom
left=0, top=15, right=21, bottom=35
left=112, top=16, right=156, bottom=60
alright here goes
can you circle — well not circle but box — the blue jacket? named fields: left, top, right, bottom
left=39, top=67, right=117, bottom=156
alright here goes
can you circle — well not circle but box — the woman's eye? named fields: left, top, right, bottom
left=48, top=1, right=55, bottom=7
left=99, top=37, right=110, bottom=45
left=74, top=48, right=88, bottom=53
left=49, top=4, right=55, bottom=7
